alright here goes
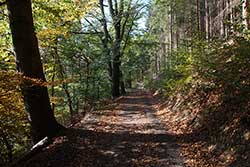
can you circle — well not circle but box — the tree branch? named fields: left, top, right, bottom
left=70, top=31, right=103, bottom=35
left=84, top=18, right=104, bottom=42
left=121, top=5, right=148, bottom=54
left=10, top=137, right=52, bottom=167
left=99, top=0, right=112, bottom=41
left=114, top=0, right=119, bottom=15
left=108, top=0, right=115, bottom=18
left=120, top=0, right=132, bottom=39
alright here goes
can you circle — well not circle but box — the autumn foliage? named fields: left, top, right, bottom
left=0, top=71, right=30, bottom=165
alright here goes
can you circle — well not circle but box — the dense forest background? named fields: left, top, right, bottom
left=0, top=0, right=249, bottom=166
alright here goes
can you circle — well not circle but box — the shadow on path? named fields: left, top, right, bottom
left=20, top=129, right=184, bottom=167
left=20, top=91, right=186, bottom=167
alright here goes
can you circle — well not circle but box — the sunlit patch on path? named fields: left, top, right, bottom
left=80, top=92, right=168, bottom=134
left=20, top=91, right=186, bottom=167
left=75, top=91, right=186, bottom=167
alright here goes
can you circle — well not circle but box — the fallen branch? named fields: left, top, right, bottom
left=9, top=137, right=52, bottom=167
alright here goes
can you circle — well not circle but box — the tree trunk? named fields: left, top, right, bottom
left=99, top=0, right=113, bottom=85
left=112, top=56, right=120, bottom=98
left=51, top=67, right=56, bottom=113
left=206, top=0, right=211, bottom=39
left=127, top=71, right=132, bottom=88
left=243, top=0, right=250, bottom=29
left=120, top=70, right=126, bottom=95
left=170, top=3, right=174, bottom=53
left=85, top=61, right=90, bottom=105
left=200, top=0, right=206, bottom=38
left=120, top=81, right=126, bottom=95
left=7, top=0, right=63, bottom=142
left=197, top=0, right=200, bottom=30
left=54, top=48, right=74, bottom=121
left=111, top=15, right=122, bottom=98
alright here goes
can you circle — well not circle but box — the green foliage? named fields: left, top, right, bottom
left=193, top=35, right=250, bottom=110
left=121, top=34, right=153, bottom=86
left=0, top=71, right=30, bottom=165
left=0, top=0, right=100, bottom=164
left=0, top=7, right=15, bottom=71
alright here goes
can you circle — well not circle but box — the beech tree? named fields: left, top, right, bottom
left=97, top=0, right=145, bottom=97
left=7, top=0, right=63, bottom=142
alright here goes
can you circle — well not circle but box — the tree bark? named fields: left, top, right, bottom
left=110, top=0, right=123, bottom=98
left=200, top=0, right=206, bottom=38
left=206, top=0, right=211, bottom=39
left=243, top=0, right=250, bottom=29
left=120, top=70, right=126, bottom=95
left=127, top=71, right=132, bottom=88
left=197, top=0, right=200, bottom=31
left=54, top=48, right=74, bottom=121
left=170, top=3, right=174, bottom=53
left=51, top=66, right=56, bottom=113
left=85, top=60, right=90, bottom=105
left=112, top=56, right=121, bottom=98
left=7, top=0, right=63, bottom=142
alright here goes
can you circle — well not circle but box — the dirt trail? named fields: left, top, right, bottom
left=81, top=91, right=167, bottom=134
left=21, top=91, right=185, bottom=167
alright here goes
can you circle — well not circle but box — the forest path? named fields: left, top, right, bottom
left=22, top=91, right=185, bottom=167
left=81, top=91, right=167, bottom=134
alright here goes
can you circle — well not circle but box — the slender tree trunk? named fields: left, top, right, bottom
left=111, top=14, right=122, bottom=98
left=72, top=85, right=79, bottom=114
left=51, top=66, right=56, bottom=113
left=112, top=56, right=121, bottom=98
left=7, top=0, right=63, bottom=142
left=127, top=71, right=132, bottom=88
left=200, top=0, right=206, bottom=38
left=99, top=0, right=113, bottom=86
left=197, top=0, right=200, bottom=30
left=245, top=0, right=250, bottom=29
left=206, top=0, right=211, bottom=39
left=120, top=70, right=126, bottom=95
left=54, top=49, right=74, bottom=120
left=120, top=81, right=126, bottom=95
left=97, top=78, right=100, bottom=99
left=141, top=68, right=144, bottom=81
left=85, top=61, right=90, bottom=104
left=170, top=3, right=174, bottom=53
left=167, top=5, right=172, bottom=68
left=155, top=53, right=158, bottom=74
left=243, top=0, right=250, bottom=29
left=176, top=27, right=179, bottom=49
left=162, top=42, right=167, bottom=69
left=63, top=83, right=74, bottom=120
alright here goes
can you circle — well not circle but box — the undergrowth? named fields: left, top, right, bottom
left=152, top=34, right=250, bottom=167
